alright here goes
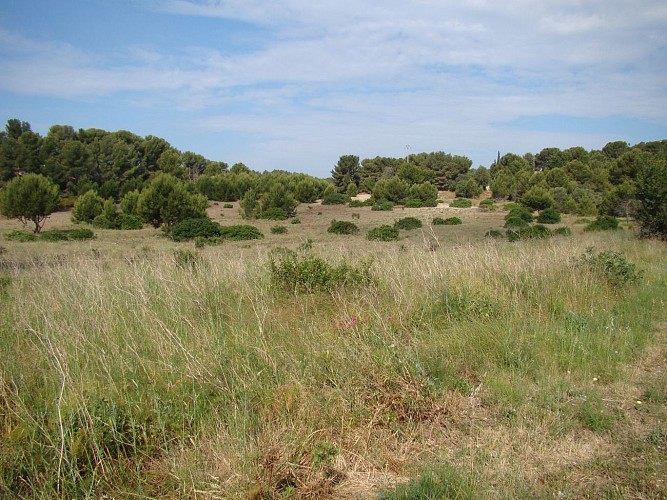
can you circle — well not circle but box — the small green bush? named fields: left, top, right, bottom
left=578, top=248, right=641, bottom=288
left=479, top=199, right=497, bottom=212
left=223, top=203, right=233, bottom=209
left=504, top=202, right=520, bottom=211
left=450, top=198, right=472, bottom=208
left=584, top=215, right=619, bottom=232
left=485, top=229, right=503, bottom=238
left=505, top=206, right=534, bottom=223
left=537, top=208, right=562, bottom=224
left=39, top=229, right=70, bottom=241
left=170, top=218, right=222, bottom=241
left=351, top=212, right=360, bottom=220
left=442, top=217, right=462, bottom=225
left=218, top=225, right=264, bottom=241
left=116, top=213, right=144, bottom=230
left=290, top=217, right=301, bottom=224
left=174, top=249, right=202, bottom=268
left=553, top=227, right=572, bottom=236
left=348, top=198, right=374, bottom=208
left=268, top=249, right=374, bottom=293
left=404, top=198, right=423, bottom=208
left=372, top=200, right=394, bottom=211
left=0, top=274, right=11, bottom=296
left=394, top=217, right=422, bottom=230
left=260, top=207, right=290, bottom=220
left=503, top=216, right=529, bottom=229
left=367, top=225, right=399, bottom=241
left=421, top=198, right=438, bottom=207
left=321, top=192, right=349, bottom=205
left=507, top=224, right=552, bottom=242
left=270, top=225, right=288, bottom=234
left=5, top=230, right=37, bottom=242
left=432, top=217, right=446, bottom=225
left=328, top=220, right=359, bottom=235
left=65, top=228, right=95, bottom=240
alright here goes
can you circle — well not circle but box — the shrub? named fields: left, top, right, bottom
left=174, top=249, right=202, bottom=269
left=349, top=198, right=374, bottom=208
left=367, top=225, right=399, bottom=241
left=223, top=203, right=233, bottom=209
left=270, top=225, right=288, bottom=234
left=507, top=224, right=552, bottom=242
left=260, top=207, right=290, bottom=220
left=553, top=227, right=572, bottom=236
left=578, top=248, right=641, bottom=288
left=432, top=217, right=446, bottom=225
left=218, top=225, right=264, bottom=241
left=328, top=220, right=359, bottom=235
left=520, top=186, right=554, bottom=211
left=372, top=200, right=394, bottom=211
left=321, top=191, right=349, bottom=205
left=441, top=217, right=462, bottom=225
left=421, top=198, right=438, bottom=207
left=72, top=190, right=104, bottom=224
left=290, top=217, right=301, bottom=224
left=449, top=198, right=472, bottom=208
left=170, top=218, right=222, bottom=241
left=67, top=228, right=95, bottom=240
left=404, top=198, right=423, bottom=208
left=268, top=249, right=374, bottom=293
left=394, top=217, right=422, bottom=230
left=537, top=207, right=561, bottom=224
left=0, top=173, right=60, bottom=233
left=5, top=230, right=37, bottom=242
left=503, top=216, right=529, bottom=229
left=504, top=206, right=534, bottom=223
left=479, top=199, right=497, bottom=212
left=351, top=212, right=360, bottom=220
left=485, top=229, right=503, bottom=238
left=584, top=215, right=619, bottom=232
left=38, top=229, right=96, bottom=242
left=115, top=213, right=144, bottom=230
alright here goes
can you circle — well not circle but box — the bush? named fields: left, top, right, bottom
left=537, top=208, right=561, bottom=224
left=553, top=227, right=572, bottom=236
left=372, top=200, right=394, bottom=211
left=321, top=191, right=349, bottom=205
left=507, top=224, right=552, bottom=242
left=584, top=215, right=619, bottom=232
left=578, top=248, right=641, bottom=288
left=223, top=203, right=233, bottom=209
left=449, top=198, right=472, bottom=208
left=485, top=229, right=503, bottom=238
left=479, top=199, right=496, bottom=212
left=432, top=217, right=446, bottom=225
left=174, top=249, right=202, bottom=268
left=268, top=249, right=374, bottom=293
left=421, top=198, right=438, bottom=207
left=218, top=225, right=264, bottom=241
left=404, top=198, right=423, bottom=208
left=328, top=220, right=359, bottom=235
left=290, top=217, right=301, bottom=224
left=38, top=229, right=96, bottom=242
left=72, top=190, right=104, bottom=224
left=503, top=216, right=529, bottom=229
left=115, top=213, right=144, bottom=230
left=260, top=207, right=290, bottom=220
left=394, top=217, right=422, bottom=230
left=367, top=225, right=399, bottom=241
left=505, top=206, right=534, bottom=223
left=441, top=217, right=462, bottom=225
left=348, top=198, right=374, bottom=208
left=270, top=225, right=288, bottom=234
left=170, top=218, right=222, bottom=241
left=5, top=230, right=37, bottom=242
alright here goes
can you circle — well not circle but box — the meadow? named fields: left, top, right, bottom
left=0, top=196, right=665, bottom=498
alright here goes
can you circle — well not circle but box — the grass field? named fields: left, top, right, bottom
left=0, top=196, right=665, bottom=498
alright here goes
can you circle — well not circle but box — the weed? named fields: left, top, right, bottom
left=223, top=203, right=233, bottom=208
left=575, top=391, right=616, bottom=432
left=5, top=230, right=37, bottom=242
left=379, top=463, right=477, bottom=499
left=174, top=249, right=201, bottom=268
left=311, top=440, right=338, bottom=467
left=578, top=247, right=642, bottom=288
left=271, top=225, right=288, bottom=234
left=450, top=198, right=473, bottom=208
left=290, top=216, right=301, bottom=224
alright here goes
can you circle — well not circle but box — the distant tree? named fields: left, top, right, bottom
left=455, top=178, right=483, bottom=199
left=635, top=156, right=667, bottom=240
left=372, top=176, right=410, bottom=204
left=332, top=155, right=360, bottom=191
left=136, top=173, right=207, bottom=227
left=72, top=190, right=105, bottom=223
left=0, top=173, right=60, bottom=233
left=520, top=186, right=553, bottom=211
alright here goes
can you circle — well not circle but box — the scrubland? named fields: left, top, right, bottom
left=0, top=202, right=665, bottom=498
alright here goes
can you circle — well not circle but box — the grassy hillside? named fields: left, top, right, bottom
left=0, top=199, right=665, bottom=498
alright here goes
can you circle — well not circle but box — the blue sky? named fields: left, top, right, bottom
left=1, top=0, right=666, bottom=177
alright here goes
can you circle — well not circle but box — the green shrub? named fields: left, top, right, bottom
left=351, top=212, right=360, bottom=220
left=479, top=199, right=494, bottom=207
left=404, top=198, right=423, bottom=208
left=379, top=463, right=477, bottom=499
left=421, top=198, right=438, bottom=207
left=348, top=198, right=374, bottom=208
left=485, top=229, right=503, bottom=238
left=432, top=217, right=446, bottom=225
left=553, top=227, right=572, bottom=236
left=372, top=200, right=394, bottom=211
left=268, top=249, right=374, bottom=293
left=394, top=217, right=422, bottom=230
left=290, top=217, right=301, bottom=224
left=170, top=218, right=223, bottom=241
left=65, top=228, right=95, bottom=241
left=39, top=228, right=96, bottom=242
left=116, top=213, right=144, bottom=230
left=450, top=198, right=473, bottom=208
left=442, top=217, right=462, bottom=225
left=39, top=229, right=70, bottom=241
left=270, top=225, right=288, bottom=234
left=503, top=216, right=529, bottom=229
left=0, top=274, right=10, bottom=296
left=72, top=190, right=104, bottom=224
left=367, top=225, right=399, bottom=241
left=507, top=224, right=552, bottom=242
left=321, top=191, right=349, bottom=205
left=328, top=220, right=359, bottom=235
left=5, top=230, right=37, bottom=242
left=504, top=202, right=520, bottom=211
left=223, top=203, right=233, bottom=209
left=505, top=206, right=534, bottom=223
left=578, top=248, right=641, bottom=288
left=260, top=207, right=290, bottom=220
left=584, top=215, right=619, bottom=232
left=218, top=225, right=264, bottom=241
left=537, top=208, right=562, bottom=224
left=174, top=249, right=202, bottom=268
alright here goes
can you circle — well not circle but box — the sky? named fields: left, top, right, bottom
left=1, top=0, right=666, bottom=177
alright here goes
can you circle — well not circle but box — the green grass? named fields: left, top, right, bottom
left=0, top=207, right=665, bottom=498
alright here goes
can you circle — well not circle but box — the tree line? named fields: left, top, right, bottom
left=1, top=118, right=665, bottom=239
